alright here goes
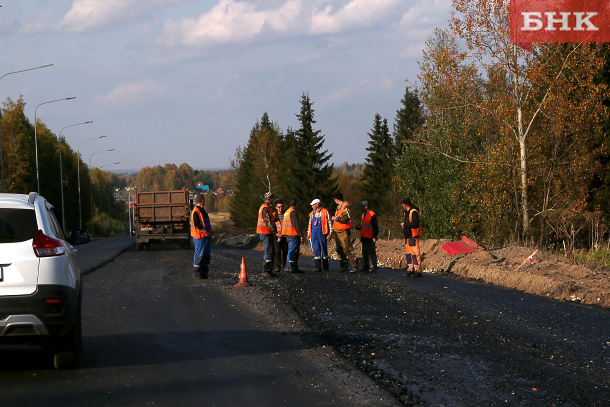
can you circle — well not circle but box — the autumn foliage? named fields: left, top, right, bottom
left=394, top=0, right=610, bottom=250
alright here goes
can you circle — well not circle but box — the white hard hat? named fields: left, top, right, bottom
left=310, top=198, right=321, bottom=206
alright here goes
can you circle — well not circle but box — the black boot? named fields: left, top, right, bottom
left=293, top=261, right=304, bottom=274
left=322, top=258, right=329, bottom=271
left=314, top=258, right=322, bottom=272
left=262, top=261, right=275, bottom=277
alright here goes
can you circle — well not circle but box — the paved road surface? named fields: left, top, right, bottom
left=0, top=239, right=396, bottom=407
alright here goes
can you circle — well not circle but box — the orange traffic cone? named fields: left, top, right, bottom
left=234, top=257, right=252, bottom=287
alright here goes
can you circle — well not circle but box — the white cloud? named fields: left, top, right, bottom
left=160, top=0, right=266, bottom=46
left=310, top=0, right=400, bottom=35
left=321, top=76, right=394, bottom=106
left=17, top=12, right=54, bottom=35
left=56, top=0, right=183, bottom=32
left=95, top=79, right=166, bottom=105
left=397, top=0, right=452, bottom=30
left=401, top=42, right=426, bottom=59
left=57, top=0, right=136, bottom=32
left=158, top=0, right=401, bottom=47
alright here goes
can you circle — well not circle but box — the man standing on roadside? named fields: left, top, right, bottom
left=256, top=191, right=277, bottom=278
left=190, top=194, right=212, bottom=279
left=307, top=198, right=332, bottom=271
left=358, top=201, right=378, bottom=273
left=273, top=200, right=289, bottom=273
left=401, top=197, right=422, bottom=277
left=331, top=192, right=359, bottom=272
left=282, top=199, right=304, bottom=274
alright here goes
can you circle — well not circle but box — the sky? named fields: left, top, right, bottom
left=0, top=0, right=453, bottom=172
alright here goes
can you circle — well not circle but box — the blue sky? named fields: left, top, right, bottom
left=0, top=0, right=452, bottom=172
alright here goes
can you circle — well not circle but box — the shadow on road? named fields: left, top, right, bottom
left=0, top=329, right=308, bottom=371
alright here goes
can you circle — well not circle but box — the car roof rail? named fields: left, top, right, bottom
left=28, top=192, right=41, bottom=204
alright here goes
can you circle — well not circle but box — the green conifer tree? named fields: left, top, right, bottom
left=285, top=93, right=336, bottom=219
left=394, top=86, right=424, bottom=151
left=230, top=112, right=284, bottom=229
left=359, top=114, right=393, bottom=214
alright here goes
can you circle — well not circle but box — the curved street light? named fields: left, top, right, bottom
left=34, top=96, right=76, bottom=192
left=98, top=162, right=120, bottom=236
left=58, top=121, right=93, bottom=232
left=77, top=136, right=106, bottom=229
left=89, top=149, right=114, bottom=236
left=0, top=63, right=53, bottom=192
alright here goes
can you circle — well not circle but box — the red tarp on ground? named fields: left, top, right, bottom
left=442, top=236, right=485, bottom=256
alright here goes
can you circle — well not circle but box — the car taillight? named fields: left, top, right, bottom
left=32, top=230, right=66, bottom=258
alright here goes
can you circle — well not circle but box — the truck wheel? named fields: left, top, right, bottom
left=136, top=242, right=144, bottom=251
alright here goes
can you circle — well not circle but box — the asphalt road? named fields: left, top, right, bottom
left=2, top=238, right=609, bottom=407
left=0, top=238, right=397, bottom=407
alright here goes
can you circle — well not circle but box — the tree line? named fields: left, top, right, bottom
left=0, top=96, right=128, bottom=235
left=229, top=0, right=610, bottom=256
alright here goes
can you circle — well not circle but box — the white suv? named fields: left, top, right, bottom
left=0, top=192, right=88, bottom=369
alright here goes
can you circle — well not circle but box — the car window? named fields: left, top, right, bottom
left=0, top=208, right=38, bottom=243
left=46, top=208, right=65, bottom=240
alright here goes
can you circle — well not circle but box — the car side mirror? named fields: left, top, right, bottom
left=67, top=229, right=90, bottom=245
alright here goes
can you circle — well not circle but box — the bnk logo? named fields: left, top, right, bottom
left=511, top=0, right=610, bottom=47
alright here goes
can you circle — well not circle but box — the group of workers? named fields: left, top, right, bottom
left=188, top=190, right=423, bottom=279
left=255, top=191, right=423, bottom=278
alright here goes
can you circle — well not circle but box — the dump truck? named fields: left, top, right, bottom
left=134, top=188, right=192, bottom=250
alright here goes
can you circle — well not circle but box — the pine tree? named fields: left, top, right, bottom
left=285, top=93, right=336, bottom=219
left=394, top=86, right=424, bottom=152
left=230, top=112, right=284, bottom=229
left=359, top=114, right=393, bottom=214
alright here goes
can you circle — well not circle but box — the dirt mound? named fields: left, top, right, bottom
left=226, top=232, right=610, bottom=308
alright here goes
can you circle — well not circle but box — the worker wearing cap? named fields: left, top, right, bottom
left=401, top=197, right=422, bottom=277
left=358, top=200, right=378, bottom=272
left=307, top=198, right=332, bottom=271
left=282, top=199, right=304, bottom=273
left=331, top=191, right=359, bottom=272
left=190, top=194, right=212, bottom=279
left=256, top=191, right=278, bottom=277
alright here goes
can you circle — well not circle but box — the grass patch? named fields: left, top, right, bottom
left=573, top=248, right=610, bottom=267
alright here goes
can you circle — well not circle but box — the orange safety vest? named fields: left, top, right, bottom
left=360, top=210, right=376, bottom=239
left=333, top=202, right=351, bottom=231
left=282, top=207, right=300, bottom=236
left=409, top=208, right=423, bottom=238
left=190, top=206, right=206, bottom=239
left=309, top=208, right=330, bottom=235
left=256, top=203, right=273, bottom=234
left=275, top=216, right=283, bottom=234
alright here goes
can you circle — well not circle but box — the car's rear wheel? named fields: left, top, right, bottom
left=53, top=305, right=82, bottom=369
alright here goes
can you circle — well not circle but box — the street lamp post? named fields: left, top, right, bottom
left=98, top=162, right=120, bottom=237
left=0, top=64, right=53, bottom=192
left=89, top=149, right=114, bottom=236
left=77, top=136, right=106, bottom=229
left=58, top=121, right=93, bottom=232
left=34, top=96, right=76, bottom=193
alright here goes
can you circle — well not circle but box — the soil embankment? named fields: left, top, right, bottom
left=210, top=213, right=610, bottom=308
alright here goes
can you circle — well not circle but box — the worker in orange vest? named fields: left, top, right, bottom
left=331, top=191, right=359, bottom=272
left=307, top=198, right=332, bottom=271
left=273, top=200, right=289, bottom=273
left=190, top=194, right=212, bottom=279
left=282, top=199, right=304, bottom=273
left=256, top=191, right=278, bottom=277
left=401, top=197, right=422, bottom=277
left=358, top=201, right=378, bottom=272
